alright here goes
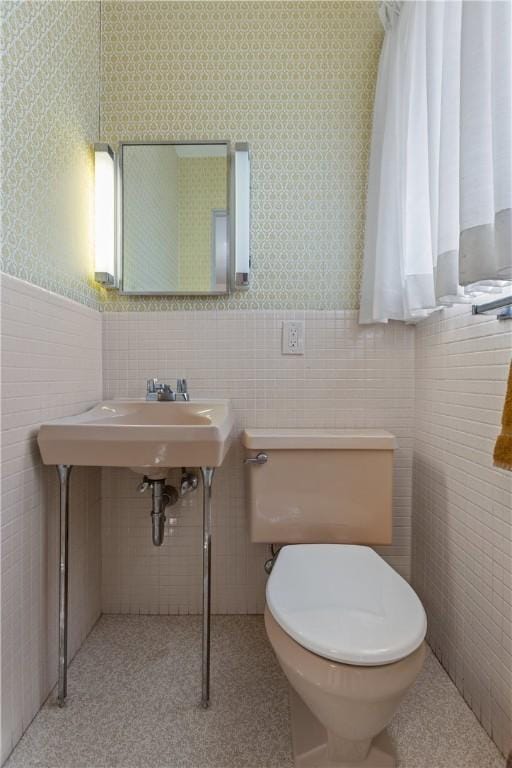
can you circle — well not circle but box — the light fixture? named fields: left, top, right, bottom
left=232, top=142, right=250, bottom=288
left=94, top=143, right=116, bottom=286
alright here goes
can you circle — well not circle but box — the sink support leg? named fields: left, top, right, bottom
left=200, top=466, right=215, bottom=709
left=57, top=464, right=72, bottom=707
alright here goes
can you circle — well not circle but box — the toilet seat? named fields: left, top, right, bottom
left=266, top=544, right=427, bottom=666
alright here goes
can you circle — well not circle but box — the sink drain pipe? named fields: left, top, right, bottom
left=138, top=478, right=179, bottom=546
left=151, top=480, right=178, bottom=546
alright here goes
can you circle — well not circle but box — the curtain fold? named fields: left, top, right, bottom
left=359, top=0, right=512, bottom=325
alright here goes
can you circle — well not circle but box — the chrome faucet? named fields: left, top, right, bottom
left=146, top=379, right=174, bottom=401
left=146, top=378, right=189, bottom=401
left=176, top=378, right=189, bottom=401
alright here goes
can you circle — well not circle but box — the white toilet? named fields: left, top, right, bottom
left=243, top=429, right=427, bottom=768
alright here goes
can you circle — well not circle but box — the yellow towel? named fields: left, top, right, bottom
left=494, top=360, right=512, bottom=471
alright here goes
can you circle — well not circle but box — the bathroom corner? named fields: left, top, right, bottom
left=1, top=2, right=511, bottom=767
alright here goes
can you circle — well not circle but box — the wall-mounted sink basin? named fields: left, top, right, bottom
left=37, top=399, right=234, bottom=471
left=39, top=398, right=233, bottom=709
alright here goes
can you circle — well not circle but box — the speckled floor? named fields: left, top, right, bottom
left=5, top=616, right=506, bottom=768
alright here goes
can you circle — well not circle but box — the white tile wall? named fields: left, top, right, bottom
left=0, top=275, right=103, bottom=763
left=413, top=304, right=512, bottom=757
left=4, top=284, right=510, bottom=760
left=101, top=310, right=415, bottom=614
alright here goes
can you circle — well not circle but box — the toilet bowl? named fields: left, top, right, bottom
left=242, top=428, right=428, bottom=767
left=264, top=544, right=427, bottom=767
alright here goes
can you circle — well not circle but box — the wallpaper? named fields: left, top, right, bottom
left=178, top=157, right=227, bottom=291
left=1, top=0, right=102, bottom=308
left=101, top=1, right=383, bottom=310
left=2, top=1, right=382, bottom=311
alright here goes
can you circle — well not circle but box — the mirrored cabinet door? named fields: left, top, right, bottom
left=120, top=142, right=229, bottom=295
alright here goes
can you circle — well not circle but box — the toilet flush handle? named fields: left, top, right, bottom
left=244, top=452, right=268, bottom=465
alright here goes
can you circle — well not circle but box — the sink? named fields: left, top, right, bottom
left=39, top=398, right=234, bottom=708
left=37, top=399, right=234, bottom=471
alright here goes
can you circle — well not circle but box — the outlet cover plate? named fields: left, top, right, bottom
left=282, top=320, right=305, bottom=355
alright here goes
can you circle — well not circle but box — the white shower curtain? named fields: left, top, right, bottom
left=359, top=0, right=512, bottom=325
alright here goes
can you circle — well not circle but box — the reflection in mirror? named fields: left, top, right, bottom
left=121, top=143, right=229, bottom=294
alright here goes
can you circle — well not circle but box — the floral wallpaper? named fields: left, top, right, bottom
left=1, top=0, right=103, bottom=308
left=102, top=1, right=382, bottom=310
left=2, top=1, right=382, bottom=312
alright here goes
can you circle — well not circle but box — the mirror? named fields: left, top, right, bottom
left=120, top=142, right=230, bottom=295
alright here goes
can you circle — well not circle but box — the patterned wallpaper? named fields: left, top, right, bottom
left=1, top=0, right=102, bottom=308
left=2, top=1, right=382, bottom=311
left=179, top=157, right=227, bottom=291
left=101, top=1, right=383, bottom=311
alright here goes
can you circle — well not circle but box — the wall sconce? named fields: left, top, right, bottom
left=94, top=143, right=116, bottom=286
left=232, top=142, right=250, bottom=289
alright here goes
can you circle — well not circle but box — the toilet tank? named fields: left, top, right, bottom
left=243, top=429, right=396, bottom=545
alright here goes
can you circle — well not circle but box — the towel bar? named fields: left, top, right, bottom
left=472, top=295, right=512, bottom=320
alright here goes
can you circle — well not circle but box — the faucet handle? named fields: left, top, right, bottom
left=147, top=378, right=158, bottom=394
left=176, top=378, right=189, bottom=401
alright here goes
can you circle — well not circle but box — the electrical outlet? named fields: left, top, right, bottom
left=282, top=320, right=304, bottom=355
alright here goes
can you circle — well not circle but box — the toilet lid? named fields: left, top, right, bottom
left=266, top=544, right=427, bottom=666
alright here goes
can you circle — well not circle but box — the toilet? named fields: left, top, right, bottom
left=243, top=429, right=427, bottom=768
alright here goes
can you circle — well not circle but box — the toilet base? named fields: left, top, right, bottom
left=290, top=687, right=396, bottom=768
